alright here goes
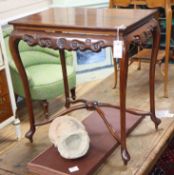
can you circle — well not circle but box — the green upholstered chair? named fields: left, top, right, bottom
left=3, top=28, right=76, bottom=117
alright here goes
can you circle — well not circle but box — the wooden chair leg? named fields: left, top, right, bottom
left=41, top=100, right=49, bottom=119
left=112, top=58, right=118, bottom=89
left=163, top=5, right=172, bottom=98
left=137, top=58, right=141, bottom=70
left=70, top=87, right=76, bottom=100
left=159, top=2, right=173, bottom=98
left=137, top=46, right=142, bottom=70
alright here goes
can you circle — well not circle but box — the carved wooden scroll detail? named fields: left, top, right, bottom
left=131, top=18, right=158, bottom=47
left=21, top=18, right=158, bottom=53
left=22, top=34, right=110, bottom=52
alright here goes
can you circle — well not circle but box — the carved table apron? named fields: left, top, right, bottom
left=9, top=8, right=161, bottom=164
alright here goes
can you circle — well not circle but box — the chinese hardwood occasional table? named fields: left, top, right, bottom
left=9, top=7, right=161, bottom=166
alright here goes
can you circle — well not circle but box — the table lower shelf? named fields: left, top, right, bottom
left=28, top=107, right=144, bottom=175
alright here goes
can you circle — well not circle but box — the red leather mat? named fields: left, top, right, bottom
left=28, top=107, right=144, bottom=175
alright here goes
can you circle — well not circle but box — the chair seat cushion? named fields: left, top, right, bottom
left=12, top=64, right=76, bottom=100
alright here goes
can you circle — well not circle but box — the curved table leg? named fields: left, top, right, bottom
left=149, top=24, right=161, bottom=129
left=119, top=41, right=130, bottom=165
left=163, top=5, right=172, bottom=98
left=9, top=32, right=35, bottom=142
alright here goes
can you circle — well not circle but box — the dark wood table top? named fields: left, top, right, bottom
left=10, top=7, right=157, bottom=34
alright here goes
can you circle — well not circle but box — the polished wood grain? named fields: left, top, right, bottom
left=11, top=8, right=158, bottom=33
left=9, top=7, right=161, bottom=164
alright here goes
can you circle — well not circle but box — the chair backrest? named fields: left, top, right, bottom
left=145, top=0, right=165, bottom=8
left=109, top=0, right=168, bottom=8
left=109, top=0, right=131, bottom=8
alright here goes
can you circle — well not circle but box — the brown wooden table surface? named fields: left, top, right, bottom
left=9, top=7, right=161, bottom=165
left=11, top=8, right=157, bottom=31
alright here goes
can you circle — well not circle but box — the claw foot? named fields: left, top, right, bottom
left=154, top=117, right=161, bottom=130
left=25, top=128, right=35, bottom=143
left=121, top=148, right=130, bottom=165
left=150, top=115, right=161, bottom=130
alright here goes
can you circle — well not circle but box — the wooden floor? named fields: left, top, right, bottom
left=1, top=63, right=174, bottom=175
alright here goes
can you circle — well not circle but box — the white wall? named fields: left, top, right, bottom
left=52, top=0, right=108, bottom=7
left=0, top=0, right=109, bottom=24
left=0, top=0, right=52, bottom=25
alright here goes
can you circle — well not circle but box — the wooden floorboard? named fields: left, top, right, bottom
left=1, top=63, right=174, bottom=175
left=0, top=168, right=18, bottom=175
